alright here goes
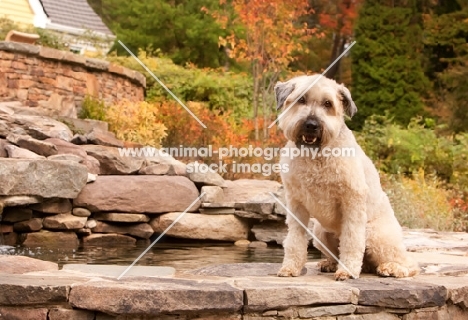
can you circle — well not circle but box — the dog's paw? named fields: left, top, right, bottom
left=277, top=266, right=301, bottom=277
left=318, top=259, right=338, bottom=273
left=334, top=269, right=353, bottom=281
left=377, top=262, right=419, bottom=278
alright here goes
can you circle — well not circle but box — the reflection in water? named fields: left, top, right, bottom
left=0, top=241, right=321, bottom=271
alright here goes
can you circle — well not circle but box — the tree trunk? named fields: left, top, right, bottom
left=327, top=33, right=346, bottom=80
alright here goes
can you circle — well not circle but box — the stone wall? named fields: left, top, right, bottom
left=0, top=41, right=146, bottom=118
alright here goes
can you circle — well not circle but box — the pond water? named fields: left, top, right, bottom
left=0, top=240, right=321, bottom=271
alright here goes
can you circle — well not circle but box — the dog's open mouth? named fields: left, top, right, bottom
left=302, top=134, right=318, bottom=145
left=299, top=133, right=321, bottom=147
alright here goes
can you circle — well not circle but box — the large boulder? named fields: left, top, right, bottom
left=6, top=133, right=58, bottom=156
left=0, top=255, right=58, bottom=274
left=0, top=159, right=88, bottom=198
left=20, top=230, right=79, bottom=247
left=74, top=176, right=201, bottom=213
left=150, top=213, right=249, bottom=241
left=0, top=114, right=73, bottom=141
left=82, top=145, right=143, bottom=174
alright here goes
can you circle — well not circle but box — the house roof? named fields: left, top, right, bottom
left=40, top=0, right=114, bottom=36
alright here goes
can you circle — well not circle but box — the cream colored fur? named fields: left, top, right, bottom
left=276, top=75, right=419, bottom=280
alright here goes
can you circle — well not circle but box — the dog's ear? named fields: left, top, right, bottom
left=275, top=81, right=295, bottom=110
left=340, top=86, right=357, bottom=118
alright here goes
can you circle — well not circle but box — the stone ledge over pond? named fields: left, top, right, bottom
left=0, top=253, right=467, bottom=319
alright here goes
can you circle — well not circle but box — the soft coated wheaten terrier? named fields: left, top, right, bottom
left=275, top=74, right=419, bottom=280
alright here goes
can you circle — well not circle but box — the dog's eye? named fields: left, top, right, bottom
left=324, top=100, right=332, bottom=108
left=298, top=96, right=306, bottom=104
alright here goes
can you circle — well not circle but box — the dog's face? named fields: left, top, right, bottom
left=275, top=75, right=357, bottom=148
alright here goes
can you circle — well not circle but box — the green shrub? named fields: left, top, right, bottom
left=106, top=51, right=253, bottom=120
left=79, top=95, right=107, bottom=121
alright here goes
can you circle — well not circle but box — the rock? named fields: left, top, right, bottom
left=234, top=239, right=251, bottom=247
left=0, top=139, right=9, bottom=157
left=72, top=207, right=91, bottom=217
left=0, top=195, right=42, bottom=207
left=44, top=138, right=87, bottom=159
left=85, top=219, right=97, bottom=229
left=298, top=305, right=357, bottom=318
left=0, top=159, right=88, bottom=198
left=249, top=241, right=268, bottom=248
left=0, top=255, right=58, bottom=274
left=234, top=210, right=283, bottom=221
left=1, top=232, right=18, bottom=245
left=251, top=220, right=289, bottom=244
left=0, top=308, right=48, bottom=319
left=59, top=117, right=108, bottom=135
left=87, top=173, right=97, bottom=183
left=201, top=186, right=225, bottom=203
left=29, top=198, right=72, bottom=214
left=244, top=192, right=275, bottom=215
left=93, top=212, right=150, bottom=223
left=5, top=144, right=45, bottom=159
left=82, top=145, right=143, bottom=174
left=74, top=176, right=201, bottom=213
left=1, top=114, right=73, bottom=141
left=76, top=228, right=92, bottom=236
left=223, top=179, right=282, bottom=202
left=13, top=218, right=43, bottom=232
left=21, top=230, right=79, bottom=247
left=83, top=155, right=100, bottom=174
left=48, top=308, right=94, bottom=320
left=0, top=224, right=13, bottom=233
left=143, top=149, right=187, bottom=176
left=138, top=163, right=174, bottom=175
left=188, top=262, right=309, bottom=278
left=2, top=207, right=33, bottom=222
left=352, top=279, right=447, bottom=309
left=6, top=133, right=58, bottom=156
left=48, top=154, right=83, bottom=163
left=43, top=214, right=87, bottom=230
left=187, top=162, right=226, bottom=187
left=199, top=208, right=236, bottom=215
left=150, top=213, right=249, bottom=241
left=68, top=278, right=243, bottom=315
left=82, top=233, right=136, bottom=245
left=86, top=129, right=124, bottom=148
left=239, top=279, right=358, bottom=312
left=92, top=221, right=153, bottom=239
left=71, top=134, right=87, bottom=145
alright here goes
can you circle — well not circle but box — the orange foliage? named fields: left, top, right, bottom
left=318, top=0, right=360, bottom=36
left=155, top=101, right=286, bottom=180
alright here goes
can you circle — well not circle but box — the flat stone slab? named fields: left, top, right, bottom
left=189, top=262, right=312, bottom=277
left=62, top=264, right=175, bottom=278
left=69, top=278, right=243, bottom=315
left=350, top=278, right=447, bottom=309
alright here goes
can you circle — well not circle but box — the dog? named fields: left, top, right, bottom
left=275, top=74, right=419, bottom=280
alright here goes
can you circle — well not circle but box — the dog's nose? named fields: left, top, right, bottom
left=305, top=119, right=320, bottom=131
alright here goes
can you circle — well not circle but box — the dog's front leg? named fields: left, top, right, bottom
left=335, top=192, right=367, bottom=280
left=278, top=199, right=310, bottom=277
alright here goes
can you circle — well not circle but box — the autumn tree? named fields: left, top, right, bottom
left=215, top=0, right=314, bottom=141
left=351, top=0, right=430, bottom=129
left=316, top=0, right=361, bottom=80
